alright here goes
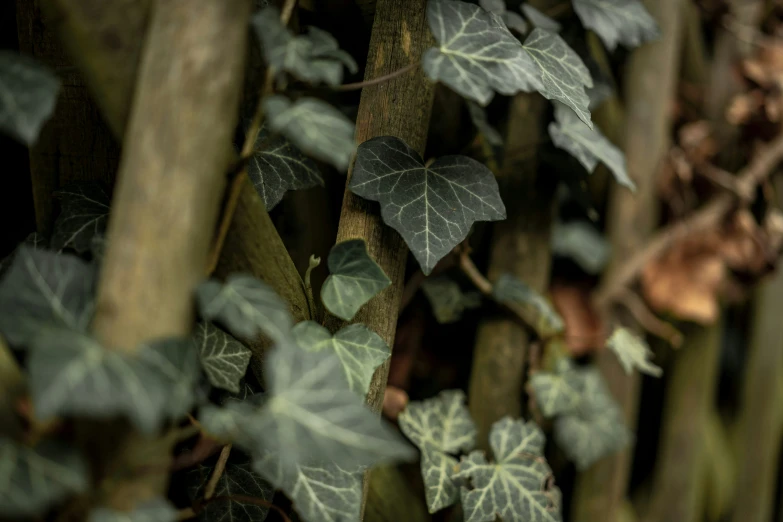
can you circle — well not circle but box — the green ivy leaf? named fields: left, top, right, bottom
left=0, top=437, right=89, bottom=518
left=572, top=0, right=659, bottom=51
left=530, top=359, right=584, bottom=417
left=51, top=182, right=111, bottom=254
left=548, top=102, right=634, bottom=190
left=0, top=51, right=61, bottom=145
left=200, top=342, right=416, bottom=474
left=0, top=232, right=47, bottom=278
left=399, top=390, right=476, bottom=513
left=521, top=4, right=561, bottom=32
left=87, top=498, right=178, bottom=522
left=421, top=276, right=482, bottom=324
left=320, top=239, right=391, bottom=321
left=28, top=329, right=199, bottom=434
left=248, top=124, right=323, bottom=211
left=454, top=417, right=562, bottom=522
left=522, top=29, right=593, bottom=127
left=607, top=327, right=663, bottom=377
left=554, top=367, right=631, bottom=470
left=253, top=451, right=362, bottom=522
left=551, top=220, right=610, bottom=274
left=197, top=274, right=292, bottom=344
left=0, top=246, right=95, bottom=348
left=349, top=136, right=506, bottom=274
left=479, top=0, right=529, bottom=34
left=466, top=101, right=503, bottom=147
left=492, top=273, right=564, bottom=338
left=292, top=321, right=390, bottom=395
left=253, top=6, right=357, bottom=87
left=263, top=96, right=356, bottom=172
left=194, top=322, right=252, bottom=394
left=187, top=453, right=274, bottom=522
left=423, top=0, right=542, bottom=106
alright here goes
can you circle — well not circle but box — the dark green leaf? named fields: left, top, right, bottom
left=51, top=183, right=111, bottom=254
left=197, top=274, right=292, bottom=343
left=0, top=437, right=88, bottom=518
left=292, top=321, right=389, bottom=395
left=551, top=220, right=610, bottom=274
left=549, top=102, right=633, bottom=189
left=28, top=330, right=199, bottom=434
left=530, top=359, right=584, bottom=417
left=492, top=273, right=564, bottom=338
left=349, top=136, right=506, bottom=274
left=399, top=390, right=476, bottom=512
left=263, top=96, right=356, bottom=171
left=520, top=4, right=561, bottom=32
left=194, top=322, right=252, bottom=394
left=423, top=0, right=542, bottom=105
left=421, top=276, right=482, bottom=324
left=320, top=239, right=391, bottom=321
left=607, top=327, right=662, bottom=377
left=0, top=51, right=60, bottom=145
left=573, top=0, right=659, bottom=51
left=0, top=232, right=47, bottom=278
left=454, top=417, right=562, bottom=522
left=466, top=101, right=503, bottom=147
left=0, top=246, right=95, bottom=348
left=522, top=29, right=593, bottom=127
left=88, top=498, right=178, bottom=522
left=248, top=124, right=323, bottom=211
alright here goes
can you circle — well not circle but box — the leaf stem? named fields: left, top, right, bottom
left=331, top=61, right=420, bottom=91
left=203, top=444, right=232, bottom=500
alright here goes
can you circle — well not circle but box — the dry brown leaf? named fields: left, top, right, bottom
left=678, top=121, right=717, bottom=164
left=550, top=282, right=605, bottom=356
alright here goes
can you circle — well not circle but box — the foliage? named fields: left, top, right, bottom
left=194, top=322, right=252, bottom=394
left=421, top=276, right=482, bottom=324
left=607, top=326, right=663, bottom=377
left=0, top=51, right=60, bottom=145
left=492, top=273, right=565, bottom=339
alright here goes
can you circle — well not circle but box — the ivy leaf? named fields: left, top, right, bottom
left=0, top=437, right=89, bottom=518
left=492, top=273, right=564, bottom=338
left=572, top=0, right=660, bottom=51
left=320, top=239, right=391, bottom=321
left=548, top=102, right=634, bottom=190
left=253, top=6, right=357, bottom=87
left=479, top=0, right=529, bottom=34
left=88, top=498, right=178, bottom=522
left=200, top=343, right=416, bottom=473
left=50, top=182, right=111, bottom=254
left=454, top=417, right=562, bottom=522
left=466, top=101, right=503, bottom=147
left=551, top=220, right=610, bottom=274
left=421, top=276, right=482, bottom=324
left=187, top=453, right=274, bottom=522
left=263, top=95, right=356, bottom=171
left=423, top=0, right=542, bottom=106
left=292, top=321, right=390, bottom=395
left=521, top=4, right=561, bottom=32
left=248, top=124, right=323, bottom=211
left=0, top=232, right=47, bottom=278
left=0, top=51, right=61, bottom=145
left=554, top=367, right=631, bottom=470
left=28, top=329, right=199, bottom=434
left=349, top=136, right=506, bottom=274
left=197, top=274, right=292, bottom=343
left=253, top=451, right=362, bottom=522
left=194, top=322, right=252, bottom=394
left=0, top=246, right=95, bottom=348
left=530, top=359, right=584, bottom=417
left=607, top=327, right=663, bottom=377
left=522, top=29, right=593, bottom=127
left=398, top=390, right=476, bottom=513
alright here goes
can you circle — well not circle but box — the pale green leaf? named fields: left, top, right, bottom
left=88, top=498, right=178, bottom=522
left=28, top=329, right=199, bottom=434
left=0, top=246, right=95, bottom=348
left=607, top=327, right=662, bottom=377
left=263, top=96, right=356, bottom=171
left=549, top=102, right=634, bottom=189
left=479, top=0, right=529, bottom=33
left=197, top=274, right=292, bottom=343
left=248, top=124, right=323, bottom=211
left=454, top=417, right=562, bottom=522
left=530, top=359, right=584, bottom=417
left=521, top=4, right=561, bottom=31
left=194, top=322, right=252, bottom=394
left=492, top=273, right=564, bottom=338
left=0, top=437, right=89, bottom=518
left=466, top=101, right=503, bottom=147
left=321, top=239, right=391, bottom=321
left=423, top=0, right=542, bottom=106
left=399, top=390, right=476, bottom=512
left=349, top=136, right=506, bottom=274
left=421, top=276, right=482, bottom=324
left=0, top=232, right=47, bottom=278
left=573, top=0, right=659, bottom=51
left=522, top=29, right=593, bottom=127
left=292, top=321, right=389, bottom=395
left=0, top=51, right=60, bottom=145
left=51, top=182, right=111, bottom=254
left=551, top=220, right=610, bottom=274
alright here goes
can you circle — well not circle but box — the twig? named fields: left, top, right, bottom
left=615, top=288, right=684, bottom=347
left=595, top=133, right=783, bottom=308
left=203, top=444, right=232, bottom=500
left=458, top=250, right=494, bottom=295
left=331, top=62, right=419, bottom=91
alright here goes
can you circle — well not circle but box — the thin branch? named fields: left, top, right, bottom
left=458, top=250, right=494, bottom=295
left=331, top=62, right=419, bottom=91
left=615, top=288, right=684, bottom=347
left=203, top=444, right=232, bottom=499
